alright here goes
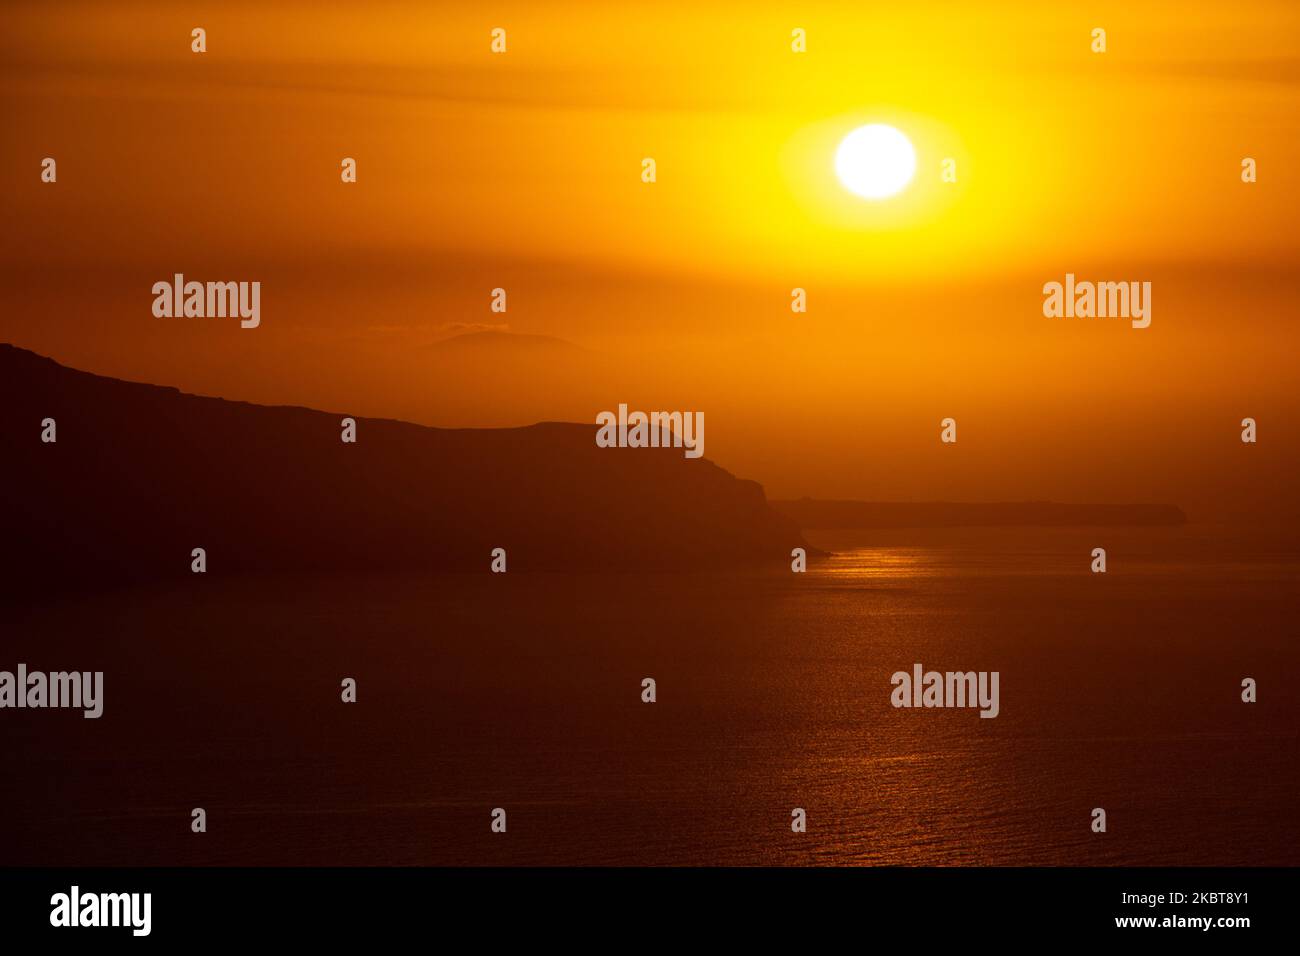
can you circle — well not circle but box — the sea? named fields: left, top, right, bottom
left=2, top=524, right=1296, bottom=865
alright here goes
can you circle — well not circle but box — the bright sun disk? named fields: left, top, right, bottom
left=835, top=124, right=916, bottom=200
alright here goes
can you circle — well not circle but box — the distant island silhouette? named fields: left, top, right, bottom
left=773, top=498, right=1187, bottom=529
left=0, top=344, right=806, bottom=588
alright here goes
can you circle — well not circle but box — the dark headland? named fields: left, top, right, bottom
left=0, top=344, right=807, bottom=588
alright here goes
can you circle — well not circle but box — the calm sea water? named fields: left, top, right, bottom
left=3, top=524, right=1297, bottom=865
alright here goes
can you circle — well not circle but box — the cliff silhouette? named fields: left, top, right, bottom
left=0, top=344, right=807, bottom=588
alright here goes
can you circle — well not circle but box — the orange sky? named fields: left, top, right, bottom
left=2, top=0, right=1297, bottom=519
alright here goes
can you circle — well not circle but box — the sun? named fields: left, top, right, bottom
left=834, top=124, right=917, bottom=200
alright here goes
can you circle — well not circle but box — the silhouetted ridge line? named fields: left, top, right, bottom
left=0, top=344, right=808, bottom=588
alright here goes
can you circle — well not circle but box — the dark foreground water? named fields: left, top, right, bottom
left=2, top=525, right=1297, bottom=865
